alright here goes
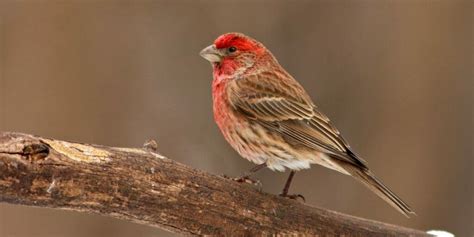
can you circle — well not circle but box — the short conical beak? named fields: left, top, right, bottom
left=200, top=45, right=222, bottom=63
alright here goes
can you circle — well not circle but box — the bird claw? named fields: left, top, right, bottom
left=223, top=174, right=262, bottom=187
left=279, top=193, right=306, bottom=202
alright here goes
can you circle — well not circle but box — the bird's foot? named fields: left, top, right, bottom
left=223, top=174, right=262, bottom=187
left=279, top=193, right=306, bottom=202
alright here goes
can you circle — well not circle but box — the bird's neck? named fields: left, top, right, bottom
left=211, top=72, right=233, bottom=133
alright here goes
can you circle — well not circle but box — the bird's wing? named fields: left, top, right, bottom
left=227, top=72, right=367, bottom=169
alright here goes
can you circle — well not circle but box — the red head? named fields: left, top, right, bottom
left=214, top=33, right=263, bottom=52
left=200, top=33, right=272, bottom=76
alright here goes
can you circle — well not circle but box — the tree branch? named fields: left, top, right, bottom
left=0, top=132, right=429, bottom=236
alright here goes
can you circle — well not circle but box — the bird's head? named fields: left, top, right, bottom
left=200, top=33, right=271, bottom=76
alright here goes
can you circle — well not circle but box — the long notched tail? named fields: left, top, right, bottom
left=353, top=169, right=415, bottom=217
left=336, top=161, right=416, bottom=217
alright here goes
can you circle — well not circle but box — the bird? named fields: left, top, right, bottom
left=199, top=32, right=415, bottom=217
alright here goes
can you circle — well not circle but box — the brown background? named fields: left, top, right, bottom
left=0, top=1, right=472, bottom=236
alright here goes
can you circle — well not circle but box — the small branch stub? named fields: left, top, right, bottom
left=143, top=139, right=159, bottom=152
left=0, top=132, right=430, bottom=236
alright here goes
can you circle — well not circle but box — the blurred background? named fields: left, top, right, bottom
left=0, top=0, right=472, bottom=236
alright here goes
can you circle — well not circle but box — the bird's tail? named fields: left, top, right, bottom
left=336, top=161, right=415, bottom=217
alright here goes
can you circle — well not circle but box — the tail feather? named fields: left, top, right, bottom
left=335, top=161, right=415, bottom=217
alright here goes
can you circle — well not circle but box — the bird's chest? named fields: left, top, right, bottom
left=212, top=80, right=243, bottom=133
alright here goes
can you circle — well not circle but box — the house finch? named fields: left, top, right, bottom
left=200, top=32, right=414, bottom=217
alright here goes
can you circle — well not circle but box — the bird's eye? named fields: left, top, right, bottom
left=228, top=46, right=237, bottom=53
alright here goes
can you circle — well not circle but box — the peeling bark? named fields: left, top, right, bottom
left=0, top=132, right=429, bottom=236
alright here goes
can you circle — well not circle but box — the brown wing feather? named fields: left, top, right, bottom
left=227, top=71, right=367, bottom=168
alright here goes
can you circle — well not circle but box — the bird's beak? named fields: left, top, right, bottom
left=200, top=45, right=222, bottom=63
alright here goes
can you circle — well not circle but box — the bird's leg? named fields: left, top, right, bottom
left=280, top=170, right=295, bottom=196
left=230, top=162, right=267, bottom=185
left=279, top=171, right=305, bottom=201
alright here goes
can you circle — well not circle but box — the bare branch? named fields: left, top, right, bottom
left=0, top=132, right=429, bottom=236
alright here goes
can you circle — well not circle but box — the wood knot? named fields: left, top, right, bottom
left=22, top=143, right=50, bottom=161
